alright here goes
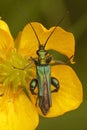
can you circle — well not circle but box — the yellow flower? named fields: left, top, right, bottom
left=0, top=19, right=39, bottom=130
left=17, top=22, right=83, bottom=117
left=0, top=18, right=83, bottom=130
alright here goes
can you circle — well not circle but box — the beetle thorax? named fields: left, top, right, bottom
left=37, top=46, right=47, bottom=65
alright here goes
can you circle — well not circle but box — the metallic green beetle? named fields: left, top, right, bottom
left=29, top=23, right=60, bottom=115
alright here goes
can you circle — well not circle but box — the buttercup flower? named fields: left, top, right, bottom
left=0, top=19, right=39, bottom=130
left=17, top=22, right=83, bottom=117
left=0, top=18, right=83, bottom=130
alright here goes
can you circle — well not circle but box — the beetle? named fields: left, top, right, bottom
left=29, top=23, right=61, bottom=115
left=12, top=15, right=73, bottom=115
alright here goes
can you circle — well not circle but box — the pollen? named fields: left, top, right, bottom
left=0, top=50, right=32, bottom=93
left=17, top=72, right=19, bottom=75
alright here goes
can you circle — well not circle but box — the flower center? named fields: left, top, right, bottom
left=0, top=49, right=33, bottom=94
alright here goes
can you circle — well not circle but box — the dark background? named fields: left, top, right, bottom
left=0, top=0, right=87, bottom=129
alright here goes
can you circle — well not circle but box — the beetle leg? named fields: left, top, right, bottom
left=30, top=57, right=38, bottom=65
left=51, top=77, right=60, bottom=93
left=50, top=55, right=74, bottom=66
left=30, top=79, right=38, bottom=95
left=46, top=55, right=52, bottom=63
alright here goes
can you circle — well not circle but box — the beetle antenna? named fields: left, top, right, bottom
left=29, top=23, right=41, bottom=48
left=16, top=8, right=41, bottom=48
left=44, top=11, right=69, bottom=48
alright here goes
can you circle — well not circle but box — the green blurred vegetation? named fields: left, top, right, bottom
left=0, top=0, right=87, bottom=129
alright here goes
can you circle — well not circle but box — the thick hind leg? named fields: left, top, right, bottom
left=30, top=79, right=39, bottom=106
left=30, top=79, right=38, bottom=95
left=51, top=77, right=60, bottom=93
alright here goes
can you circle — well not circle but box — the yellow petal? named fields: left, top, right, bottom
left=47, top=65, right=83, bottom=117
left=0, top=87, right=39, bottom=130
left=18, top=22, right=75, bottom=61
left=45, top=27, right=75, bottom=61
left=15, top=31, right=22, bottom=49
left=0, top=19, right=11, bottom=35
left=29, top=65, right=83, bottom=117
left=18, top=23, right=38, bottom=57
left=0, top=29, right=14, bottom=57
left=0, top=19, right=14, bottom=41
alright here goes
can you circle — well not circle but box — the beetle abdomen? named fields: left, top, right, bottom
left=39, top=75, right=51, bottom=115
left=36, top=65, right=51, bottom=115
